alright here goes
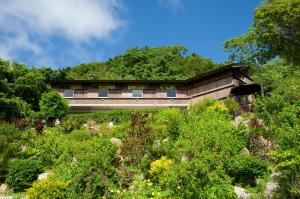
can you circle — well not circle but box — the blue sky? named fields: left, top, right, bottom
left=0, top=0, right=261, bottom=68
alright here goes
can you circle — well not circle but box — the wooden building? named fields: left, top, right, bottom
left=51, top=64, right=259, bottom=113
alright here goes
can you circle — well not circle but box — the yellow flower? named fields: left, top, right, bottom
left=149, top=156, right=174, bottom=174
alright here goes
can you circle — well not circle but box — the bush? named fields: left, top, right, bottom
left=149, top=156, right=174, bottom=174
left=190, top=98, right=229, bottom=114
left=39, top=91, right=68, bottom=125
left=66, top=110, right=133, bottom=125
left=70, top=129, right=91, bottom=141
left=225, top=155, right=267, bottom=185
left=6, top=159, right=43, bottom=192
left=224, top=97, right=240, bottom=112
left=0, top=123, right=20, bottom=181
left=27, top=179, right=68, bottom=199
left=121, top=112, right=152, bottom=165
left=60, top=138, right=117, bottom=198
left=0, top=97, right=31, bottom=121
left=61, top=119, right=80, bottom=133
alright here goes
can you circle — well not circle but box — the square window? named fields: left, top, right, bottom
left=64, top=89, right=74, bottom=98
left=166, top=89, right=176, bottom=98
left=98, top=89, right=109, bottom=98
left=132, top=90, right=143, bottom=98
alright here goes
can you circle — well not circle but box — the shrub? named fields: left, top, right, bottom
left=70, top=129, right=91, bottom=141
left=66, top=110, right=133, bottom=125
left=150, top=156, right=174, bottom=174
left=190, top=98, right=218, bottom=114
left=61, top=119, right=80, bottom=133
left=155, top=157, right=236, bottom=198
left=225, top=155, right=267, bottom=185
left=207, top=102, right=229, bottom=112
left=224, top=97, right=240, bottom=112
left=34, top=119, right=46, bottom=135
left=121, top=112, right=152, bottom=165
left=39, top=91, right=68, bottom=125
left=62, top=138, right=117, bottom=198
left=13, top=118, right=28, bottom=130
left=6, top=159, right=43, bottom=192
left=0, top=123, right=20, bottom=181
left=0, top=97, right=31, bottom=121
left=27, top=179, right=68, bottom=199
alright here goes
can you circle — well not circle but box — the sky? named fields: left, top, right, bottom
left=0, top=0, right=261, bottom=68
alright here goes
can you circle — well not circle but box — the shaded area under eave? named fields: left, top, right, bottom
left=230, top=84, right=261, bottom=95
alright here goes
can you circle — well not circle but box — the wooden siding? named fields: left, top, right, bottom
left=52, top=66, right=253, bottom=112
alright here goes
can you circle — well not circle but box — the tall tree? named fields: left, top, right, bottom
left=225, top=0, right=300, bottom=66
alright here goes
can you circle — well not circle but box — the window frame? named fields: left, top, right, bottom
left=166, top=89, right=177, bottom=98
left=63, top=89, right=75, bottom=98
left=98, top=89, right=109, bottom=98
left=132, top=89, right=143, bottom=98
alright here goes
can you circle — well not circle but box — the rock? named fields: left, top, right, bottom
left=265, top=181, right=279, bottom=199
left=20, top=145, right=27, bottom=152
left=110, top=138, right=122, bottom=147
left=71, top=157, right=77, bottom=167
left=37, top=172, right=49, bottom=180
left=249, top=136, right=273, bottom=159
left=264, top=170, right=281, bottom=199
left=181, top=155, right=189, bottom=162
left=0, top=184, right=9, bottom=194
left=108, top=122, right=114, bottom=129
left=234, top=186, right=250, bottom=199
left=54, top=119, right=60, bottom=127
left=0, top=196, right=12, bottom=199
left=231, top=116, right=249, bottom=128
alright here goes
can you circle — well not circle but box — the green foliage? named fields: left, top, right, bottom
left=190, top=98, right=228, bottom=114
left=224, top=97, right=240, bottom=112
left=6, top=159, right=43, bottom=192
left=66, top=46, right=220, bottom=80
left=155, top=157, right=237, bottom=198
left=270, top=150, right=300, bottom=197
left=61, top=119, right=80, bottom=133
left=13, top=70, right=49, bottom=110
left=225, top=0, right=300, bottom=66
left=0, top=97, right=31, bottom=121
left=225, top=155, right=267, bottom=184
left=39, top=91, right=68, bottom=124
left=55, top=138, right=117, bottom=198
left=0, top=123, right=20, bottom=180
left=27, top=179, right=68, bottom=199
left=66, top=110, right=133, bottom=125
left=121, top=112, right=152, bottom=165
left=177, top=109, right=243, bottom=157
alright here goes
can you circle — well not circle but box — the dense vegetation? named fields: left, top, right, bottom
left=0, top=0, right=299, bottom=198
left=65, top=45, right=220, bottom=80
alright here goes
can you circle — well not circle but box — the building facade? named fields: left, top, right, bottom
left=51, top=64, right=258, bottom=113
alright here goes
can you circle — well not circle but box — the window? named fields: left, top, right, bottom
left=132, top=90, right=143, bottom=98
left=98, top=89, right=109, bottom=98
left=166, top=89, right=176, bottom=98
left=64, top=89, right=74, bottom=98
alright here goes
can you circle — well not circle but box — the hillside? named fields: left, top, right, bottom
left=64, top=45, right=220, bottom=80
left=1, top=0, right=300, bottom=198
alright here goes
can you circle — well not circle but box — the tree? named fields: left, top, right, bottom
left=12, top=70, right=49, bottom=110
left=225, top=0, right=300, bottom=66
left=39, top=90, right=69, bottom=124
left=66, top=45, right=219, bottom=80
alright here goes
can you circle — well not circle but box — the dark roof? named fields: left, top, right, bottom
left=230, top=84, right=261, bottom=95
left=51, top=63, right=247, bottom=85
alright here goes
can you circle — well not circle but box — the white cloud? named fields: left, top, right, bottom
left=0, top=0, right=126, bottom=66
left=158, top=0, right=184, bottom=13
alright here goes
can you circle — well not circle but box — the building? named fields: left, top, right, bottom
left=51, top=64, right=260, bottom=113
